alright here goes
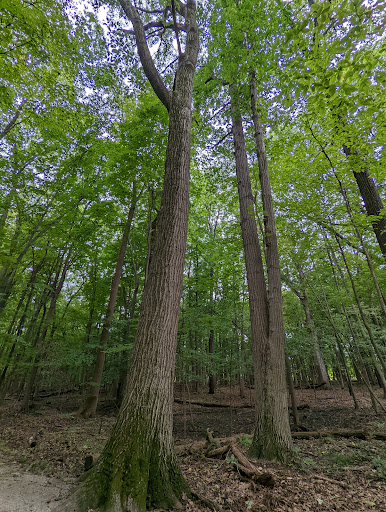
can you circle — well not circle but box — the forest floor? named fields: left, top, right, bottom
left=0, top=384, right=385, bottom=512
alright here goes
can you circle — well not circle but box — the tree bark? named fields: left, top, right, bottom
left=57, top=2, right=199, bottom=510
left=229, top=79, right=292, bottom=462
left=342, top=145, right=386, bottom=257
left=249, top=73, right=293, bottom=460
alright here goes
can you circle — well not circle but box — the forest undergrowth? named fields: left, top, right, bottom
left=0, top=385, right=385, bottom=512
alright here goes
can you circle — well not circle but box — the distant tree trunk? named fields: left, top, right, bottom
left=208, top=261, right=215, bottom=394
left=285, top=355, right=300, bottom=428
left=296, top=265, right=331, bottom=388
left=116, top=258, right=140, bottom=404
left=229, top=77, right=292, bottom=462
left=78, top=189, right=137, bottom=418
left=21, top=251, right=71, bottom=412
left=58, top=2, right=199, bottom=510
left=239, top=290, right=246, bottom=398
left=0, top=255, right=45, bottom=394
left=334, top=235, right=386, bottom=376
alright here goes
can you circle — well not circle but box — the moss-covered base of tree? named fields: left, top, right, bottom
left=55, top=426, right=187, bottom=512
left=249, top=438, right=294, bottom=464
left=249, top=426, right=294, bottom=463
left=249, top=403, right=294, bottom=463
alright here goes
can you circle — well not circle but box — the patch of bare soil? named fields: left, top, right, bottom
left=0, top=384, right=385, bottom=512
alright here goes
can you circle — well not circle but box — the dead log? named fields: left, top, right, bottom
left=236, top=464, right=275, bottom=487
left=230, top=443, right=255, bottom=470
left=175, top=440, right=207, bottom=455
left=174, top=398, right=252, bottom=408
left=292, top=430, right=369, bottom=440
left=206, top=428, right=220, bottom=448
left=206, top=445, right=229, bottom=458
left=230, top=444, right=275, bottom=487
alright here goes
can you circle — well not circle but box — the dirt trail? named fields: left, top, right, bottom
left=0, top=462, right=73, bottom=512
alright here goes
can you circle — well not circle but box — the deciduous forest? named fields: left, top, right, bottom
left=0, top=1, right=385, bottom=511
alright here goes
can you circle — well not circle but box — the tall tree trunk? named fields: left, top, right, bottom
left=230, top=79, right=292, bottom=462
left=58, top=2, right=199, bottom=510
left=0, top=255, right=45, bottom=393
left=285, top=355, right=300, bottom=428
left=78, top=190, right=137, bottom=418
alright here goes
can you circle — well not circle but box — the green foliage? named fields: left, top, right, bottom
left=240, top=434, right=252, bottom=448
left=0, top=0, right=384, bottom=411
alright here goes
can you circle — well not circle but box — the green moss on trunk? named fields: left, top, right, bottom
left=68, top=424, right=187, bottom=512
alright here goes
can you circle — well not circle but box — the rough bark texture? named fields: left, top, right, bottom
left=342, top=145, right=386, bottom=256
left=249, top=75, right=293, bottom=461
left=56, top=2, right=199, bottom=511
left=230, top=81, right=292, bottom=462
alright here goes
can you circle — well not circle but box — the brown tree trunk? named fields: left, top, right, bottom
left=229, top=78, right=292, bottom=462
left=0, top=256, right=44, bottom=393
left=58, top=2, right=199, bottom=511
left=77, top=190, right=137, bottom=418
left=342, top=145, right=386, bottom=256
left=285, top=355, right=300, bottom=428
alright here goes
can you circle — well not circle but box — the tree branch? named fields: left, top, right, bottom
left=0, top=100, right=25, bottom=140
left=118, top=0, right=172, bottom=111
left=171, top=0, right=182, bottom=56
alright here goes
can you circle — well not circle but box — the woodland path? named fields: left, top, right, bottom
left=0, top=462, right=73, bottom=511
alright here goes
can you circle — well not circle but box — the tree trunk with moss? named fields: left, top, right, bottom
left=56, top=1, right=198, bottom=511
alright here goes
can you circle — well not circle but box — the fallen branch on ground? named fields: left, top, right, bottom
left=174, top=398, right=252, bottom=408
left=312, top=474, right=347, bottom=489
left=203, top=430, right=275, bottom=487
left=292, top=430, right=386, bottom=440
